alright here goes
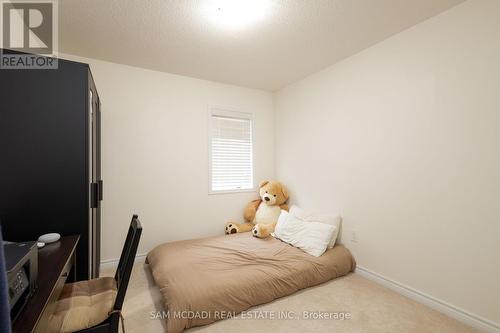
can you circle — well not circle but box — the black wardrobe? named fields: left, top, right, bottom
left=0, top=53, right=102, bottom=280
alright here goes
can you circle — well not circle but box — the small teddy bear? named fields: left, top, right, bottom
left=225, top=180, right=289, bottom=238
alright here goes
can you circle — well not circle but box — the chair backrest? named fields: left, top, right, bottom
left=113, top=214, right=142, bottom=310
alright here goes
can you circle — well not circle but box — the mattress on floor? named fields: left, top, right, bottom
left=147, top=232, right=356, bottom=333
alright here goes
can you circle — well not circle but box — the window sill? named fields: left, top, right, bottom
left=209, top=188, right=256, bottom=195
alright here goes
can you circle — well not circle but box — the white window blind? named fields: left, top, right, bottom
left=210, top=111, right=253, bottom=192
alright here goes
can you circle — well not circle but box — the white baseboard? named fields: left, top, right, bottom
left=355, top=266, right=500, bottom=333
left=100, top=252, right=148, bottom=271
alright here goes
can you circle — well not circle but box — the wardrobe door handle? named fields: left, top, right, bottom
left=90, top=182, right=99, bottom=208
left=98, top=180, right=103, bottom=201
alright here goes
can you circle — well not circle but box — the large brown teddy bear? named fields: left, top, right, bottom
left=225, top=180, right=289, bottom=238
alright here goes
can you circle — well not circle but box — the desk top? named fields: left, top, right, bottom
left=12, top=235, right=79, bottom=333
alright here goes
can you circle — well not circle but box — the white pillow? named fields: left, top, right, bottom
left=289, top=205, right=341, bottom=248
left=273, top=210, right=335, bottom=257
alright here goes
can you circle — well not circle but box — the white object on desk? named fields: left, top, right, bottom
left=37, top=242, right=45, bottom=248
left=38, top=233, right=61, bottom=244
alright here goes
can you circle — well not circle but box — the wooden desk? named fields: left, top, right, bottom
left=12, top=235, right=79, bottom=333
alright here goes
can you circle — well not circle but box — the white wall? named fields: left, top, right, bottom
left=62, top=54, right=275, bottom=262
left=275, top=0, right=499, bottom=327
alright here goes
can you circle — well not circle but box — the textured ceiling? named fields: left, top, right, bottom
left=60, top=0, right=465, bottom=91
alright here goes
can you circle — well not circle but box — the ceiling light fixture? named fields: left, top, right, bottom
left=201, top=0, right=271, bottom=30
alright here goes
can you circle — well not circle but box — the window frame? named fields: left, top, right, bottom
left=208, top=106, right=256, bottom=195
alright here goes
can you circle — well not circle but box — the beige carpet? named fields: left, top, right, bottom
left=101, top=262, right=478, bottom=333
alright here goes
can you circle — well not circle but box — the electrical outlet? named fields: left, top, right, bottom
left=350, top=230, right=358, bottom=243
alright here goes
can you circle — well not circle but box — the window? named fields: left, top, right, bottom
left=209, top=108, right=254, bottom=193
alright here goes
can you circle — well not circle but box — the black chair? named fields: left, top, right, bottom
left=48, top=215, right=142, bottom=333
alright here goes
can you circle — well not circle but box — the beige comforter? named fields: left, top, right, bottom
left=147, top=232, right=355, bottom=333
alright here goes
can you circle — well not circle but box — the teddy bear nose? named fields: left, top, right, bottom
left=264, top=197, right=270, bottom=201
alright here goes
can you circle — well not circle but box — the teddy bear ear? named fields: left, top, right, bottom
left=259, top=180, right=269, bottom=188
left=281, top=185, right=289, bottom=200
